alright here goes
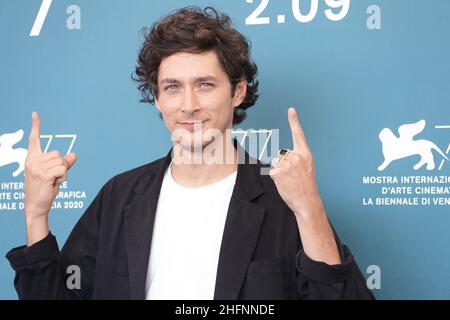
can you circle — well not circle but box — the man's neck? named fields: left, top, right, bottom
left=170, top=135, right=238, bottom=188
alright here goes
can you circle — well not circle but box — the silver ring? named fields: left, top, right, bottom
left=278, top=148, right=290, bottom=160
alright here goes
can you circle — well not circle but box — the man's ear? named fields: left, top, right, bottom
left=232, top=78, right=247, bottom=108
left=154, top=97, right=161, bottom=112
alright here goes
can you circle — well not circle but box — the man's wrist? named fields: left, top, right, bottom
left=292, top=196, right=326, bottom=222
left=25, top=215, right=49, bottom=247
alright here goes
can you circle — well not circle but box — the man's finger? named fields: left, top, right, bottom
left=55, top=175, right=67, bottom=185
left=28, top=112, right=42, bottom=154
left=288, top=107, right=309, bottom=152
left=63, top=153, right=78, bottom=169
left=271, top=156, right=280, bottom=168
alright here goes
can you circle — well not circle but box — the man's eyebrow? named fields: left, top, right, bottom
left=159, top=78, right=180, bottom=85
left=195, top=76, right=218, bottom=82
left=158, top=76, right=218, bottom=85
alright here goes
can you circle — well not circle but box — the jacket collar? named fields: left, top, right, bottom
left=124, top=139, right=266, bottom=299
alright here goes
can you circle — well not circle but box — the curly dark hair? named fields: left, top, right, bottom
left=132, top=6, right=259, bottom=125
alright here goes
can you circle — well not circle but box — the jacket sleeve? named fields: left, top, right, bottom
left=295, top=234, right=376, bottom=300
left=5, top=184, right=108, bottom=300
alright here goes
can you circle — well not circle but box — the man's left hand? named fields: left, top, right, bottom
left=269, top=107, right=325, bottom=219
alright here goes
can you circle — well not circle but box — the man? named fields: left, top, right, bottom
left=6, top=7, right=374, bottom=299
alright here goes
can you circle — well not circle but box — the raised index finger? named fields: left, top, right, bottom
left=288, top=107, right=309, bottom=152
left=28, top=112, right=42, bottom=154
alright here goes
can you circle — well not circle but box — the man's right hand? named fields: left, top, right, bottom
left=24, top=112, right=77, bottom=246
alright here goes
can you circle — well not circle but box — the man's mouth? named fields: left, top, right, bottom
left=178, top=120, right=204, bottom=124
left=177, top=120, right=206, bottom=131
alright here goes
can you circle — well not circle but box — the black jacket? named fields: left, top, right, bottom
left=6, top=144, right=375, bottom=300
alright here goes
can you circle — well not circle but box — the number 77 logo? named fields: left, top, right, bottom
left=30, top=0, right=53, bottom=37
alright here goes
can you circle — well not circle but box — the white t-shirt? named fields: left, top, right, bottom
left=145, top=163, right=237, bottom=300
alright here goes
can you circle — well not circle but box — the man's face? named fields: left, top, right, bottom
left=155, top=50, right=246, bottom=151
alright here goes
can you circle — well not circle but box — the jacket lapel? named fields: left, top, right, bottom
left=124, top=151, right=172, bottom=300
left=213, top=143, right=266, bottom=299
left=123, top=141, right=266, bottom=300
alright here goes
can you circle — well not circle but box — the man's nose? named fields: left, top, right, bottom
left=180, top=89, right=199, bottom=113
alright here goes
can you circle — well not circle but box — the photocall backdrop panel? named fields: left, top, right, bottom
left=1, top=0, right=450, bottom=299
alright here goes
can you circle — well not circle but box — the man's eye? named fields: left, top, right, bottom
left=164, top=85, right=177, bottom=91
left=199, top=82, right=213, bottom=89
